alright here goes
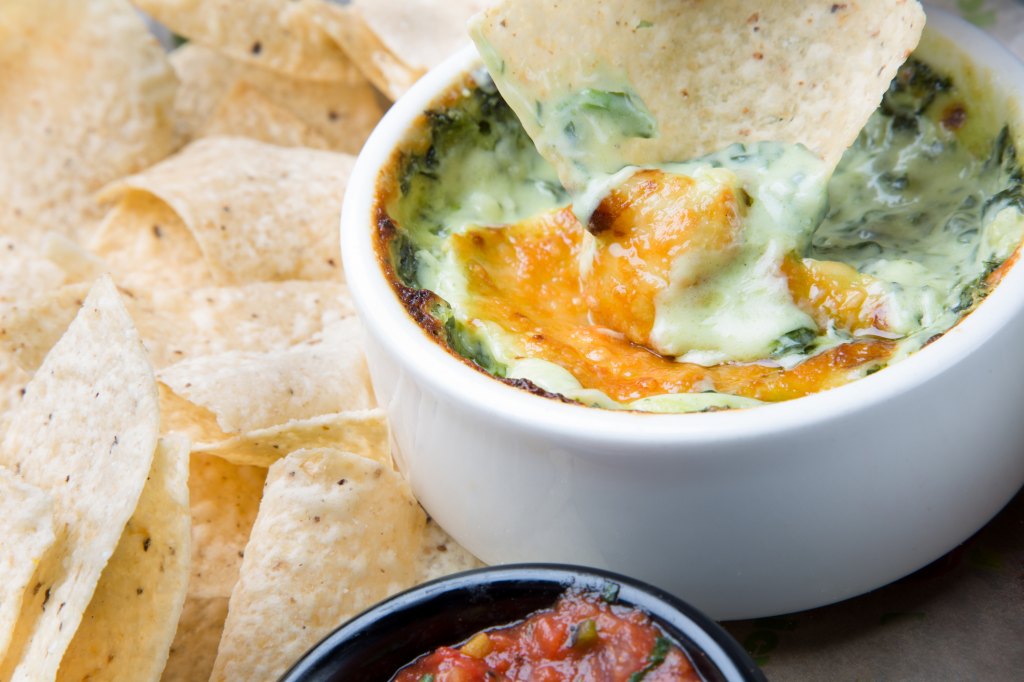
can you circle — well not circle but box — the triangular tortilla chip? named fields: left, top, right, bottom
left=0, top=0, right=178, bottom=242
left=209, top=448, right=427, bottom=681
left=59, top=436, right=191, bottom=682
left=471, top=0, right=925, bottom=190
left=0, top=276, right=160, bottom=681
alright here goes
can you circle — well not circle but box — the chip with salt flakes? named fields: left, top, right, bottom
left=471, top=0, right=925, bottom=190
left=135, top=0, right=354, bottom=82
left=59, top=435, right=191, bottom=682
left=187, top=453, right=267, bottom=600
left=0, top=0, right=178, bottom=243
left=170, top=43, right=384, bottom=153
left=192, top=409, right=391, bottom=469
left=210, top=448, right=428, bottom=681
left=0, top=467, right=55, bottom=659
left=158, top=317, right=373, bottom=434
left=315, top=0, right=489, bottom=100
left=0, top=276, right=160, bottom=681
left=99, top=137, right=355, bottom=285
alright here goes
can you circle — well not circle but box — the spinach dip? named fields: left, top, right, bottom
left=374, top=54, right=1024, bottom=413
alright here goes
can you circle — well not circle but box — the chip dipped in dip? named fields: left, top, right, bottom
left=373, top=9, right=1024, bottom=413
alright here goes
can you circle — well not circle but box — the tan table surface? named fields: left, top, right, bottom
left=723, top=489, right=1023, bottom=680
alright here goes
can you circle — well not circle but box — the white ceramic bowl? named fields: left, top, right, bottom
left=342, top=8, right=1024, bottom=620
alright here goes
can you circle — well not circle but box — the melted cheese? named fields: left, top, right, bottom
left=450, top=206, right=894, bottom=406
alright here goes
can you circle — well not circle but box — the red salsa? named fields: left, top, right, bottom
left=391, top=589, right=702, bottom=682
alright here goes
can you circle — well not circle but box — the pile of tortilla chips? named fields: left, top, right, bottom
left=0, top=1, right=484, bottom=680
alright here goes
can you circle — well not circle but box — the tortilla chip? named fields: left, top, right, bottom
left=0, top=283, right=90, bottom=373
left=0, top=277, right=350, bottom=406
left=170, top=44, right=384, bottom=153
left=315, top=0, right=488, bottom=100
left=129, top=280, right=355, bottom=369
left=135, top=0, right=354, bottom=82
left=0, top=236, right=78, bottom=303
left=158, top=317, right=373, bottom=434
left=37, top=234, right=107, bottom=284
left=471, top=0, right=925, bottom=189
left=0, top=0, right=178, bottom=242
left=0, top=467, right=55, bottom=659
left=59, top=435, right=191, bottom=682
left=168, top=45, right=247, bottom=141
left=90, top=191, right=215, bottom=294
left=158, top=382, right=226, bottom=446
left=188, top=454, right=267, bottom=600
left=202, top=82, right=332, bottom=149
left=0, top=352, right=32, bottom=431
left=418, top=518, right=485, bottom=582
left=210, top=448, right=427, bottom=681
left=160, top=596, right=229, bottom=682
left=0, top=235, right=103, bottom=372
left=0, top=233, right=101, bottom=298
left=100, top=138, right=355, bottom=285
left=160, top=455, right=264, bottom=677
left=0, top=231, right=108, bottom=371
left=193, top=409, right=391, bottom=469
left=0, top=276, right=160, bottom=681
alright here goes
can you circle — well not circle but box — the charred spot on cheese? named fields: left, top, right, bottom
left=374, top=57, right=1024, bottom=413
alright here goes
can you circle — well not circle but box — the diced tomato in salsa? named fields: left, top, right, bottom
left=391, top=590, right=701, bottom=682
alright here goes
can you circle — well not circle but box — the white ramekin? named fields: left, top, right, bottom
left=341, top=7, right=1024, bottom=619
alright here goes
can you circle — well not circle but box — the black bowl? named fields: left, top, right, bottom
left=280, top=564, right=766, bottom=682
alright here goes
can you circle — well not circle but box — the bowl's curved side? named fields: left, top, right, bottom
left=365, top=306, right=1024, bottom=619
left=342, top=7, right=1024, bottom=619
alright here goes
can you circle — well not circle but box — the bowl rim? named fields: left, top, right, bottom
left=341, top=6, right=1024, bottom=448
left=279, top=563, right=767, bottom=682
